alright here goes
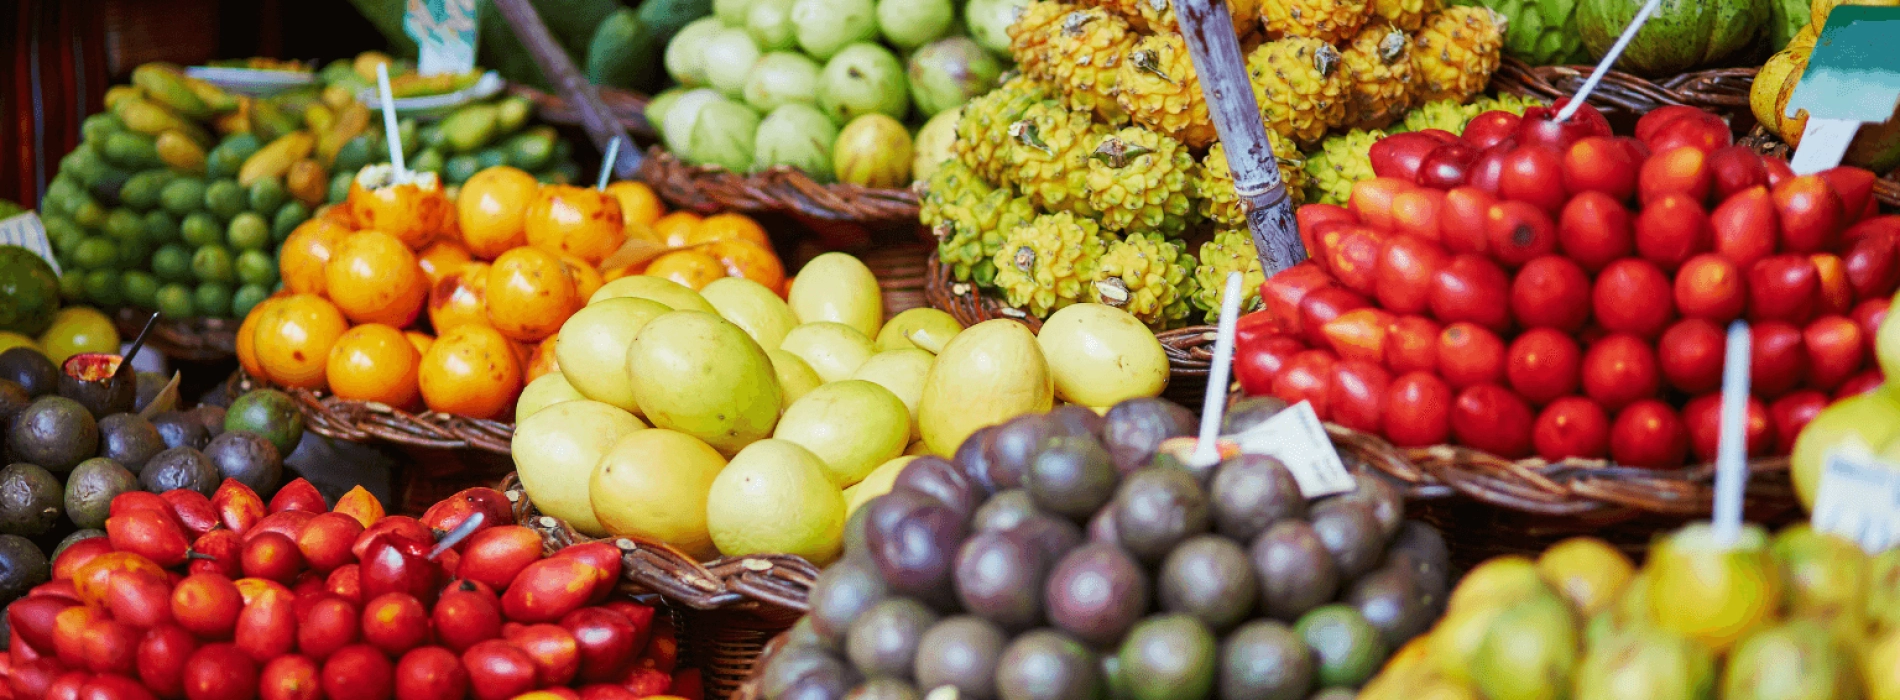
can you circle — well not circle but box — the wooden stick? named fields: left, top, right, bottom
left=488, top=0, right=644, bottom=179
left=1170, top=0, right=1306, bottom=274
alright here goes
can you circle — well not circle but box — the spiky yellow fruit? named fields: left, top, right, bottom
left=1262, top=0, right=1373, bottom=44
left=955, top=74, right=1052, bottom=186
left=1085, top=127, right=1196, bottom=235
left=1192, top=229, right=1266, bottom=323
left=1116, top=33, right=1217, bottom=149
left=1007, top=0, right=1078, bottom=79
left=1197, top=137, right=1305, bottom=229
left=1009, top=102, right=1108, bottom=218
left=993, top=212, right=1111, bottom=318
left=1412, top=7, right=1505, bottom=104
left=1247, top=37, right=1350, bottom=146
left=1341, top=22, right=1415, bottom=130
left=1046, top=8, right=1136, bottom=125
left=1119, top=0, right=1263, bottom=37
left=1092, top=232, right=1196, bottom=328
left=1303, top=129, right=1384, bottom=206
left=1371, top=0, right=1441, bottom=31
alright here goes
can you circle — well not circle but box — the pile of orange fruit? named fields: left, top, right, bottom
left=235, top=163, right=787, bottom=421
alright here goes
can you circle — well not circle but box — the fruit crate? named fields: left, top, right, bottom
left=501, top=472, right=817, bottom=700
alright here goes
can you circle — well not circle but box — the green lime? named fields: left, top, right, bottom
left=45, top=175, right=80, bottom=201
left=411, top=148, right=446, bottom=174
left=204, top=179, right=246, bottom=220
left=74, top=200, right=108, bottom=229
left=141, top=210, right=180, bottom=244
left=328, top=171, right=354, bottom=204
left=226, top=213, right=270, bottom=251
left=474, top=148, right=507, bottom=171
left=121, top=270, right=160, bottom=309
left=118, top=170, right=173, bottom=211
left=80, top=113, right=122, bottom=144
left=272, top=201, right=310, bottom=242
left=114, top=237, right=150, bottom=270
left=59, top=270, right=87, bottom=303
left=235, top=249, right=277, bottom=287
left=232, top=283, right=271, bottom=319
left=192, top=282, right=232, bottom=318
left=248, top=178, right=289, bottom=214
left=84, top=270, right=123, bottom=307
left=191, top=245, right=235, bottom=283
left=152, top=244, right=193, bottom=282
left=73, top=237, right=118, bottom=270
left=155, top=283, right=194, bottom=319
left=181, top=212, right=223, bottom=248
left=160, top=178, right=207, bottom=216
left=444, top=155, right=480, bottom=185
left=105, top=208, right=143, bottom=241
left=43, top=217, right=81, bottom=252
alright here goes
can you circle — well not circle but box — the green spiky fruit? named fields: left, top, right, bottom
left=1009, top=102, right=1107, bottom=218
left=1391, top=97, right=1478, bottom=134
left=918, top=160, right=994, bottom=232
left=1197, top=136, right=1305, bottom=229
left=1192, top=229, right=1266, bottom=323
left=1469, top=91, right=1546, bottom=116
left=1085, top=127, right=1195, bottom=235
left=937, top=189, right=1038, bottom=288
left=955, top=75, right=1052, bottom=186
left=993, top=212, right=1110, bottom=318
left=1304, top=129, right=1384, bottom=206
left=1092, top=232, right=1196, bottom=328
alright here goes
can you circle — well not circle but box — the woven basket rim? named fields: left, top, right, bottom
left=111, top=307, right=239, bottom=362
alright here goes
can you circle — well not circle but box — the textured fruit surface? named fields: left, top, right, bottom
left=1008, top=102, right=1107, bottom=217
left=1411, top=7, right=1506, bottom=103
left=1043, top=8, right=1136, bottom=125
left=1248, top=37, right=1351, bottom=146
left=992, top=212, right=1109, bottom=318
left=1090, top=232, right=1196, bottom=328
left=954, top=75, right=1051, bottom=186
left=1341, top=22, right=1417, bottom=129
left=1306, top=129, right=1386, bottom=206
left=1117, top=33, right=1217, bottom=148
left=1193, top=229, right=1267, bottom=323
left=1200, top=138, right=1306, bottom=227
left=1084, top=127, right=1196, bottom=235
left=1263, top=0, right=1374, bottom=43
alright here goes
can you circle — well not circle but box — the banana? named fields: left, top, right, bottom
left=132, top=63, right=212, bottom=119
left=112, top=96, right=212, bottom=146
left=184, top=76, right=239, bottom=113
left=103, top=86, right=144, bottom=111
left=156, top=131, right=207, bottom=174
left=316, top=102, right=372, bottom=168
left=286, top=159, right=330, bottom=206
left=239, top=132, right=316, bottom=186
left=304, top=103, right=337, bottom=135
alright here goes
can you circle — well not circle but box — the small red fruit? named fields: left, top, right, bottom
left=172, top=574, right=244, bottom=640
left=461, top=640, right=537, bottom=700
left=1439, top=187, right=1497, bottom=255
left=1373, top=236, right=1447, bottom=315
left=1803, top=316, right=1864, bottom=391
left=1391, top=188, right=1448, bottom=242
left=269, top=479, right=327, bottom=514
left=1383, top=372, right=1452, bottom=448
left=1324, top=308, right=1395, bottom=364
left=1638, top=106, right=1731, bottom=155
left=1816, top=166, right=1877, bottom=224
left=1772, top=175, right=1846, bottom=253
left=296, top=596, right=358, bottom=662
left=1261, top=262, right=1336, bottom=339
left=1842, top=230, right=1900, bottom=301
left=1634, top=193, right=1713, bottom=270
left=1517, top=99, right=1613, bottom=152
left=1465, top=143, right=1512, bottom=194
left=1770, top=391, right=1830, bottom=454
left=136, top=625, right=198, bottom=700
left=1681, top=394, right=1773, bottom=462
left=1838, top=370, right=1884, bottom=399
left=296, top=513, right=365, bottom=575
left=1485, top=200, right=1559, bottom=267
left=1811, top=253, right=1853, bottom=316
left=182, top=643, right=259, bottom=700
left=1710, top=186, right=1780, bottom=270
left=1299, top=287, right=1372, bottom=348
left=1557, top=191, right=1634, bottom=272
left=434, top=585, right=504, bottom=653
left=259, top=655, right=321, bottom=700
left=1751, top=321, right=1809, bottom=399
left=1236, top=334, right=1306, bottom=397
left=1637, top=146, right=1711, bottom=205
left=1582, top=334, right=1661, bottom=411
left=1657, top=319, right=1727, bottom=394
left=1706, top=145, right=1768, bottom=199
left=1593, top=259, right=1675, bottom=338
left=1747, top=254, right=1819, bottom=324
left=1561, top=136, right=1639, bottom=200
left=1384, top=316, right=1440, bottom=374
left=83, top=618, right=139, bottom=674
left=1430, top=254, right=1512, bottom=332
left=1368, top=133, right=1445, bottom=183
left=360, top=593, right=430, bottom=657
left=1416, top=143, right=1478, bottom=189
left=1349, top=178, right=1412, bottom=231
left=1437, top=323, right=1506, bottom=389
left=1498, top=146, right=1568, bottom=214
left=319, top=645, right=393, bottom=700
left=1610, top=400, right=1689, bottom=468
left=1324, top=228, right=1385, bottom=297
left=1510, top=255, right=1592, bottom=332
left=1328, top=360, right=1391, bottom=434
left=1853, top=298, right=1889, bottom=355
left=1506, top=328, right=1582, bottom=405
left=1533, top=396, right=1612, bottom=461
left=161, top=490, right=219, bottom=538
left=504, top=624, right=581, bottom=688
left=1449, top=384, right=1535, bottom=458
left=1462, top=111, right=1522, bottom=150
left=562, top=609, right=641, bottom=685
left=106, top=509, right=191, bottom=568
left=242, top=532, right=305, bottom=584
left=1673, top=254, right=1746, bottom=322
left=394, top=647, right=467, bottom=700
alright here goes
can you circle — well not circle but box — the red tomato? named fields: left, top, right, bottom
left=1582, top=334, right=1661, bottom=411
left=1506, top=328, right=1582, bottom=406
left=1437, top=323, right=1507, bottom=389
left=1533, top=396, right=1611, bottom=461
left=1510, top=255, right=1592, bottom=332
left=1610, top=399, right=1689, bottom=468
left=1383, top=372, right=1452, bottom=447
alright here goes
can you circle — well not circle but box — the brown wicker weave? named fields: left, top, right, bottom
left=502, top=473, right=817, bottom=699
left=112, top=308, right=238, bottom=362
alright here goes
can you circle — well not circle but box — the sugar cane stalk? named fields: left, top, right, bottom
left=489, top=0, right=643, bottom=179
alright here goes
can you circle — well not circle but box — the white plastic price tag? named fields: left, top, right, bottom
left=1812, top=448, right=1900, bottom=553
left=0, top=211, right=61, bottom=276
left=1227, top=401, right=1354, bottom=498
left=406, top=0, right=480, bottom=76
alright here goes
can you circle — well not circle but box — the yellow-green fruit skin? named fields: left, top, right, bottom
left=918, top=319, right=1054, bottom=456
left=554, top=297, right=671, bottom=413
left=590, top=428, right=728, bottom=560
left=1789, top=388, right=1900, bottom=510
left=772, top=379, right=911, bottom=487
left=789, top=252, right=884, bottom=339
left=516, top=372, right=587, bottom=420
left=625, top=310, right=782, bottom=455
left=701, top=276, right=799, bottom=349
left=1036, top=303, right=1168, bottom=406
left=512, top=400, right=647, bottom=536
left=705, top=438, right=846, bottom=565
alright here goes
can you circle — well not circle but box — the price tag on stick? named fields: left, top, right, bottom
left=1812, top=449, right=1900, bottom=553
left=0, top=211, right=59, bottom=276
left=405, top=0, right=480, bottom=76
left=1782, top=6, right=1900, bottom=174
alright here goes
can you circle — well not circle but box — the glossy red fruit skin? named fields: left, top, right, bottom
left=461, top=640, right=537, bottom=700
left=1329, top=360, right=1391, bottom=434
left=1429, top=254, right=1513, bottom=332
left=1706, top=145, right=1768, bottom=199
left=1750, top=321, right=1809, bottom=399
left=1710, top=186, right=1780, bottom=271
left=1638, top=106, right=1732, bottom=155
left=1557, top=191, right=1635, bottom=273
left=1517, top=99, right=1613, bottom=152
left=1324, top=228, right=1386, bottom=296
left=1843, top=228, right=1900, bottom=300
left=1673, top=254, right=1747, bottom=322
left=1634, top=193, right=1714, bottom=271
left=1610, top=400, right=1689, bottom=468
left=182, top=644, right=259, bottom=700
left=1682, top=394, right=1774, bottom=463
left=1582, top=334, right=1661, bottom=412
left=1384, top=316, right=1440, bottom=375
left=1440, top=187, right=1497, bottom=255
left=1450, top=384, right=1535, bottom=458
left=1533, top=397, right=1612, bottom=461
left=1772, top=175, right=1846, bottom=253
left=1236, top=334, right=1306, bottom=397
left=1593, top=259, right=1675, bottom=338
left=1369, top=132, right=1447, bottom=182
left=393, top=647, right=466, bottom=700
left=561, top=608, right=641, bottom=685
left=1814, top=253, right=1853, bottom=316
left=1299, top=287, right=1372, bottom=349
left=296, top=597, right=358, bottom=662
left=1350, top=178, right=1413, bottom=232
left=1837, top=370, right=1885, bottom=399
left=1485, top=200, right=1560, bottom=267
left=1273, top=350, right=1338, bottom=420
left=1816, top=166, right=1877, bottom=225
left=1636, top=106, right=1713, bottom=145
left=1852, top=298, right=1889, bottom=355
left=1374, top=235, right=1448, bottom=315
left=1261, top=262, right=1336, bottom=339
left=1803, top=316, right=1865, bottom=392
left=1657, top=319, right=1727, bottom=394
left=359, top=593, right=430, bottom=657
left=1391, top=189, right=1448, bottom=242
left=1561, top=136, right=1639, bottom=201
left=1437, top=323, right=1507, bottom=389
left=1323, top=308, right=1391, bottom=365
left=319, top=645, right=393, bottom=700
left=1384, top=372, right=1452, bottom=447
left=1506, top=329, right=1583, bottom=406
left=1498, top=146, right=1568, bottom=214
left=1462, top=111, right=1522, bottom=150
left=1638, top=146, right=1712, bottom=205
left=136, top=625, right=197, bottom=700
left=1465, top=143, right=1513, bottom=194
left=1770, top=391, right=1831, bottom=454
left=1510, top=256, right=1592, bottom=332
left=1417, top=143, right=1478, bottom=189
left=83, top=675, right=160, bottom=700
left=433, top=588, right=504, bottom=654
left=1747, top=254, right=1819, bottom=324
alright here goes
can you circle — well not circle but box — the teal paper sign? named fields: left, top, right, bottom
left=1785, top=5, right=1900, bottom=122
left=405, top=0, right=480, bottom=76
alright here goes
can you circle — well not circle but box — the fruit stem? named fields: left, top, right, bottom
left=1558, top=0, right=1664, bottom=122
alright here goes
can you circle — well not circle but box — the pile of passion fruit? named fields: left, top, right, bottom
left=759, top=396, right=1450, bottom=700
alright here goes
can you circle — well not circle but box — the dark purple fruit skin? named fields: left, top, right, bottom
left=893, top=456, right=979, bottom=523
left=58, top=353, right=137, bottom=418
left=0, top=348, right=58, bottom=397
left=1348, top=565, right=1434, bottom=650
left=867, top=500, right=968, bottom=610
left=97, top=413, right=164, bottom=473
left=996, top=630, right=1103, bottom=700
left=1043, top=543, right=1149, bottom=649
left=955, top=425, right=1001, bottom=495
left=1009, top=515, right=1083, bottom=569
left=1385, top=521, right=1452, bottom=607
left=761, top=646, right=852, bottom=700
left=1101, top=398, right=1197, bottom=474
left=1331, top=473, right=1405, bottom=540
left=1220, top=396, right=1288, bottom=436
left=1112, top=467, right=1211, bottom=565
left=809, top=555, right=890, bottom=646
left=1157, top=535, right=1258, bottom=632
left=1208, top=455, right=1305, bottom=542
left=1308, top=499, right=1386, bottom=580
left=1086, top=507, right=1118, bottom=547
left=912, top=616, right=1007, bottom=699
left=150, top=411, right=208, bottom=450
left=970, top=490, right=1037, bottom=534
left=1023, top=437, right=1118, bottom=523
left=780, top=661, right=860, bottom=700
left=1042, top=405, right=1104, bottom=441
left=1250, top=520, right=1340, bottom=621
left=954, top=530, right=1048, bottom=632
left=986, top=415, right=1054, bottom=489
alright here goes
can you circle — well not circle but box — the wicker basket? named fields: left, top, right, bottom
left=502, top=473, right=816, bottom=700
left=111, top=308, right=238, bottom=363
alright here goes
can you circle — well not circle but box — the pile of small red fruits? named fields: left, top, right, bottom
left=1236, top=98, right=1899, bottom=467
left=0, top=479, right=700, bottom=700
